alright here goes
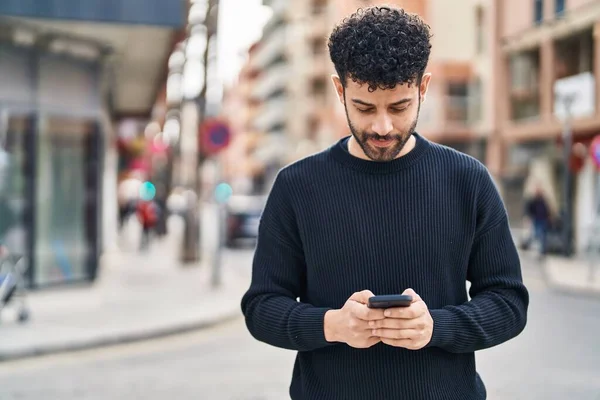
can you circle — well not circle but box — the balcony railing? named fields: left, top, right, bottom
left=251, top=25, right=287, bottom=71
left=252, top=63, right=289, bottom=101
left=253, top=97, right=287, bottom=133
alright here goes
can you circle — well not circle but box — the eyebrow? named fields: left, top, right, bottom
left=351, top=98, right=412, bottom=107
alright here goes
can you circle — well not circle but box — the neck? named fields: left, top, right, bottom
left=348, top=134, right=417, bottom=161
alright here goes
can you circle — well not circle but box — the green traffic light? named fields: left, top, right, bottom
left=140, top=181, right=156, bottom=201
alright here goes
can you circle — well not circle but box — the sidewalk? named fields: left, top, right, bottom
left=513, top=228, right=600, bottom=296
left=0, top=225, right=251, bottom=362
left=520, top=250, right=600, bottom=297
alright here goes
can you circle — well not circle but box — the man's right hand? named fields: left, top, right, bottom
left=324, top=290, right=385, bottom=348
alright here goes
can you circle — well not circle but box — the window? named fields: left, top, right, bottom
left=469, top=78, right=483, bottom=123
left=509, top=51, right=540, bottom=92
left=475, top=6, right=485, bottom=54
left=311, top=78, right=327, bottom=95
left=446, top=82, right=469, bottom=122
left=509, top=50, right=541, bottom=121
left=555, top=0, right=566, bottom=17
left=534, top=0, right=544, bottom=24
left=312, top=0, right=326, bottom=15
left=312, top=78, right=327, bottom=106
left=312, top=38, right=326, bottom=56
left=554, top=29, right=594, bottom=79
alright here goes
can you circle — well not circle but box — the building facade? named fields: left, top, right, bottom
left=243, top=0, right=494, bottom=178
left=0, top=1, right=185, bottom=288
left=246, top=0, right=334, bottom=178
left=495, top=0, right=600, bottom=252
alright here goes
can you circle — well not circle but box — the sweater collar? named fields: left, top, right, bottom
left=329, top=132, right=431, bottom=174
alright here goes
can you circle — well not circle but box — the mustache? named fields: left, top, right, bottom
left=364, top=133, right=402, bottom=141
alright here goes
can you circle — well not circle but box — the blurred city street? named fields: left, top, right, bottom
left=1, top=255, right=600, bottom=400
left=0, top=210, right=251, bottom=361
left=2, top=0, right=600, bottom=399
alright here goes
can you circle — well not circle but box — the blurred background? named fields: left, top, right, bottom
left=1, top=0, right=600, bottom=399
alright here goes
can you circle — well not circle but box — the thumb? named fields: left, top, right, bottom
left=349, top=290, right=375, bottom=305
left=402, top=288, right=421, bottom=303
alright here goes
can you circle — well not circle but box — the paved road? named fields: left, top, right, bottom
left=1, top=254, right=599, bottom=400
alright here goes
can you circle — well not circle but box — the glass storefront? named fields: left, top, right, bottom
left=1, top=42, right=103, bottom=289
left=34, top=118, right=97, bottom=285
left=0, top=113, right=33, bottom=262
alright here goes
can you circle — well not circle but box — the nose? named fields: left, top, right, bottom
left=371, top=114, right=394, bottom=136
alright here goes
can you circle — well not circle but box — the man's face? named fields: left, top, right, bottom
left=332, top=74, right=431, bottom=162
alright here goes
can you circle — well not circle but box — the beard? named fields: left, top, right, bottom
left=345, top=103, right=420, bottom=162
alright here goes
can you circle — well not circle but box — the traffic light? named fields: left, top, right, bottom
left=139, top=181, right=156, bottom=201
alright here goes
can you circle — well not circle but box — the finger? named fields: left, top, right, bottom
left=352, top=302, right=386, bottom=321
left=401, top=288, right=422, bottom=302
left=369, top=317, right=424, bottom=330
left=372, top=328, right=421, bottom=340
left=383, top=302, right=426, bottom=319
left=380, top=338, right=416, bottom=349
left=348, top=318, right=373, bottom=331
left=349, top=290, right=375, bottom=305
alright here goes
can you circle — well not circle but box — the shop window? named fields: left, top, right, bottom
left=0, top=113, right=33, bottom=265
left=34, top=117, right=100, bottom=286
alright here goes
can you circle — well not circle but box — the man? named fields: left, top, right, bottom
left=241, top=6, right=528, bottom=399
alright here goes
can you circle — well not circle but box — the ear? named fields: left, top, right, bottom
left=331, top=74, right=345, bottom=105
left=419, top=73, right=432, bottom=103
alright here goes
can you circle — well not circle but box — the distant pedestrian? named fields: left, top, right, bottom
left=524, top=185, right=552, bottom=257
left=241, top=6, right=528, bottom=400
left=136, top=199, right=160, bottom=250
left=154, top=185, right=168, bottom=237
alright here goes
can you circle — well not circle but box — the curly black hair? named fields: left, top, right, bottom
left=328, top=6, right=432, bottom=92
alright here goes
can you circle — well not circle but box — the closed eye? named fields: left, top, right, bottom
left=390, top=108, right=408, bottom=113
left=356, top=108, right=375, bottom=114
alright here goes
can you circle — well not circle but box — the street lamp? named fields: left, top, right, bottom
left=559, top=92, right=576, bottom=256
left=176, top=0, right=221, bottom=265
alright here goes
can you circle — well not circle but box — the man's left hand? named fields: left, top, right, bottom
left=369, top=288, right=433, bottom=350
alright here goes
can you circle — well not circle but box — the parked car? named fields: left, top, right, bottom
left=225, top=194, right=267, bottom=248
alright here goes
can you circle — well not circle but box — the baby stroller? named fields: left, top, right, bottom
left=0, top=248, right=30, bottom=324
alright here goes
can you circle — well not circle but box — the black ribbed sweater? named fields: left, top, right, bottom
left=241, top=133, right=529, bottom=400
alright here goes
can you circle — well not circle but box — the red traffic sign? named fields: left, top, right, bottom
left=590, top=135, right=600, bottom=169
left=200, top=119, right=231, bottom=156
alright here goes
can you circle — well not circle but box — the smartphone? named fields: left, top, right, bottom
left=367, top=294, right=413, bottom=309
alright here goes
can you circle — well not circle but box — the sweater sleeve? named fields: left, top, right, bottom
left=426, top=166, right=529, bottom=353
left=240, top=170, right=335, bottom=352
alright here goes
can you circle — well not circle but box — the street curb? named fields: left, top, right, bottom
left=0, top=308, right=243, bottom=363
left=519, top=250, right=600, bottom=297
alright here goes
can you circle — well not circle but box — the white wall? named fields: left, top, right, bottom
left=428, top=0, right=477, bottom=61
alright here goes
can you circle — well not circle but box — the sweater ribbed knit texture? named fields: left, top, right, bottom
left=241, top=133, right=529, bottom=400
